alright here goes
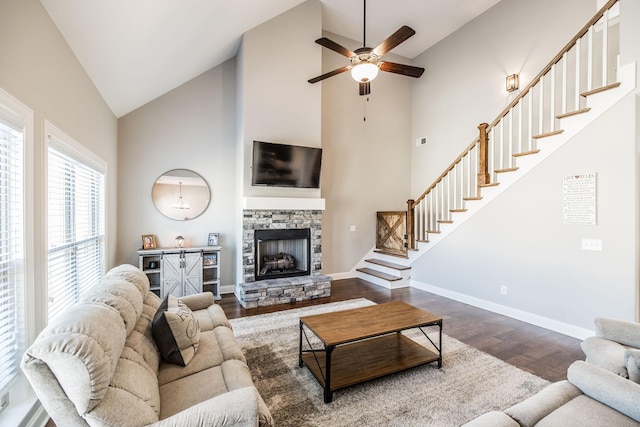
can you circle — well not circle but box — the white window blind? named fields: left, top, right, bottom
left=47, top=143, right=105, bottom=321
left=0, top=117, right=24, bottom=398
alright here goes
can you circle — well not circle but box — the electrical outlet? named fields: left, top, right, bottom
left=415, top=136, right=427, bottom=147
left=500, top=285, right=508, bottom=295
left=581, top=238, right=602, bottom=251
left=350, top=225, right=356, bottom=232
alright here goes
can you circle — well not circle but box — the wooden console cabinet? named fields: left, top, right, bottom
left=138, top=246, right=221, bottom=300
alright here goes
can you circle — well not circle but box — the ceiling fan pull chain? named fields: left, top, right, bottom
left=363, top=95, right=369, bottom=122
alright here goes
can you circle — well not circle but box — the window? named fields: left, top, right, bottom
left=47, top=131, right=105, bottom=321
left=0, top=101, right=25, bottom=407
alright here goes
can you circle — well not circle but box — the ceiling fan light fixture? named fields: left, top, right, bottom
left=351, top=62, right=379, bottom=83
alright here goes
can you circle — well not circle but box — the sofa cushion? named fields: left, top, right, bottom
left=505, top=380, right=581, bottom=427
left=104, top=263, right=151, bottom=297
left=581, top=336, right=629, bottom=377
left=193, top=303, right=232, bottom=332
left=594, top=317, right=640, bottom=348
left=536, top=395, right=638, bottom=427
left=568, top=360, right=640, bottom=422
left=151, top=387, right=260, bottom=427
left=462, top=411, right=519, bottom=427
left=83, top=352, right=162, bottom=426
left=152, top=294, right=201, bottom=366
left=22, top=302, right=126, bottom=415
left=158, top=359, right=273, bottom=426
left=158, top=328, right=246, bottom=386
left=626, top=348, right=640, bottom=383
left=82, top=278, right=144, bottom=336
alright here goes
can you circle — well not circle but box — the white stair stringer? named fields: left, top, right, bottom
left=353, top=61, right=636, bottom=289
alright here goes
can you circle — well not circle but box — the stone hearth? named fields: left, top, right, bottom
left=234, top=275, right=331, bottom=308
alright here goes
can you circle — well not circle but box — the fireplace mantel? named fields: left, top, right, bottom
left=243, top=197, right=325, bottom=211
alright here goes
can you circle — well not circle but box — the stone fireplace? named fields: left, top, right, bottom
left=236, top=207, right=330, bottom=308
left=242, top=209, right=322, bottom=283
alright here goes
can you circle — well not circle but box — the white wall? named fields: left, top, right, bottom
left=117, top=61, right=238, bottom=286
left=240, top=0, right=322, bottom=199
left=319, top=31, right=413, bottom=275
left=409, top=0, right=640, bottom=331
left=0, top=0, right=118, bottom=268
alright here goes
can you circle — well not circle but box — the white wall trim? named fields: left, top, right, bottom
left=410, top=279, right=594, bottom=339
left=327, top=271, right=355, bottom=280
left=243, top=197, right=325, bottom=211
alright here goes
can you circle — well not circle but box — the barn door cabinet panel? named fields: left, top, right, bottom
left=138, top=246, right=222, bottom=299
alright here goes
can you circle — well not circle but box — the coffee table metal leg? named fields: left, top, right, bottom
left=438, top=320, right=443, bottom=368
left=324, top=345, right=334, bottom=403
left=298, top=320, right=303, bottom=367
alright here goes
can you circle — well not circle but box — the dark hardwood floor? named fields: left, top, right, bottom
left=220, top=277, right=585, bottom=382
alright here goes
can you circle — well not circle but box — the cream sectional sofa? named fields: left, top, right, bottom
left=463, top=360, right=640, bottom=426
left=21, top=264, right=273, bottom=427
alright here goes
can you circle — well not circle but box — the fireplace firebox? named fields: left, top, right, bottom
left=254, top=228, right=311, bottom=281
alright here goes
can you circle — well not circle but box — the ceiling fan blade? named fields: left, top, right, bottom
left=379, top=61, right=425, bottom=78
left=373, top=25, right=416, bottom=56
left=315, top=37, right=356, bottom=58
left=308, top=66, right=351, bottom=84
left=359, top=81, right=371, bottom=96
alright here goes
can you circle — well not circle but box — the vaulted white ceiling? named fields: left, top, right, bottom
left=40, top=0, right=501, bottom=118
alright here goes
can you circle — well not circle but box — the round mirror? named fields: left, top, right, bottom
left=152, top=169, right=210, bottom=221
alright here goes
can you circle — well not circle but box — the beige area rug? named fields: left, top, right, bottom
left=230, top=299, right=549, bottom=427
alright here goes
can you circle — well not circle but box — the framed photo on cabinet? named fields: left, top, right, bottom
left=207, top=233, right=219, bottom=246
left=142, top=234, right=157, bottom=249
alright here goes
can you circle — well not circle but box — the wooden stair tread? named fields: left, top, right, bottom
left=365, top=258, right=411, bottom=271
left=463, top=196, right=482, bottom=201
left=532, top=129, right=564, bottom=139
left=556, top=108, right=591, bottom=119
left=356, top=267, right=402, bottom=281
left=581, top=82, right=621, bottom=97
left=479, top=182, right=499, bottom=188
left=513, top=149, right=540, bottom=157
left=426, top=230, right=441, bottom=234
left=373, top=250, right=409, bottom=259
left=450, top=208, right=468, bottom=213
left=437, top=220, right=453, bottom=224
left=495, top=167, right=519, bottom=173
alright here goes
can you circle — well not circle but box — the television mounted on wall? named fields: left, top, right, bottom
left=251, top=141, right=322, bottom=189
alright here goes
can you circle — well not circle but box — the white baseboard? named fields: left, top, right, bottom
left=327, top=271, right=356, bottom=280
left=220, top=285, right=235, bottom=295
left=410, top=279, right=594, bottom=340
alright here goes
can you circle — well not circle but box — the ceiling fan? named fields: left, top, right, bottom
left=308, top=0, right=425, bottom=96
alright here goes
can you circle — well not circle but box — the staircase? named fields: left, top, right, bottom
left=356, top=0, right=635, bottom=288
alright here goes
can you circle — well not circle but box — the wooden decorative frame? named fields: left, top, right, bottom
left=142, top=234, right=157, bottom=249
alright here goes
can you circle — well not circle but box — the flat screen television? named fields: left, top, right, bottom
left=251, top=141, right=322, bottom=188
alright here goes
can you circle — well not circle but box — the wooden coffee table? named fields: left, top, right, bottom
left=298, top=301, right=442, bottom=403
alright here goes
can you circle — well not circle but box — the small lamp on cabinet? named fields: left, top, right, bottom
left=175, top=235, right=185, bottom=248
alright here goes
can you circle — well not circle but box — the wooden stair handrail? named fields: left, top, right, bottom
left=487, top=0, right=618, bottom=132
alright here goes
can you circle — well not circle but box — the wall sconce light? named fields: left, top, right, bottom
left=506, top=74, right=519, bottom=92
